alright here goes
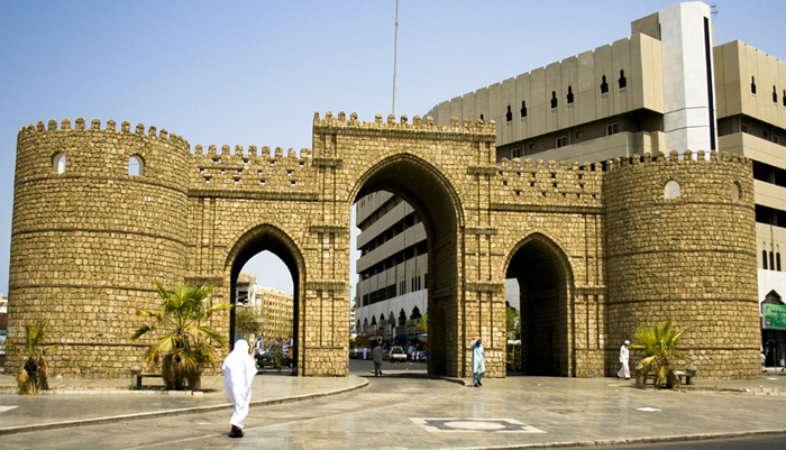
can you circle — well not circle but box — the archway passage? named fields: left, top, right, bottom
left=353, top=154, right=461, bottom=376
left=506, top=236, right=571, bottom=376
left=227, top=225, right=303, bottom=369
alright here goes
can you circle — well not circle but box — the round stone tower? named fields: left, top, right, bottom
left=603, top=151, right=760, bottom=378
left=8, top=118, right=191, bottom=377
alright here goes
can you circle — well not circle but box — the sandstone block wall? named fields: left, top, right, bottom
left=9, top=119, right=190, bottom=377
left=7, top=114, right=760, bottom=379
left=604, top=150, right=760, bottom=378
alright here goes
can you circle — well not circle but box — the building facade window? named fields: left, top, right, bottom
left=556, top=136, right=567, bottom=148
left=566, top=86, right=574, bottom=104
left=773, top=86, right=778, bottom=103
left=520, top=101, right=527, bottom=117
left=53, top=153, right=66, bottom=174
left=751, top=76, right=756, bottom=94
left=618, top=70, right=627, bottom=89
left=506, top=105, right=512, bottom=122
left=770, top=251, right=775, bottom=270
left=600, top=75, right=608, bottom=94
left=777, top=252, right=782, bottom=271
left=550, top=92, right=558, bottom=109
left=606, top=123, right=618, bottom=136
left=762, top=250, right=768, bottom=269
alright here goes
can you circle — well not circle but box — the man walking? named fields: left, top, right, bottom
left=617, top=339, right=631, bottom=379
left=472, top=338, right=485, bottom=387
left=371, top=340, right=384, bottom=376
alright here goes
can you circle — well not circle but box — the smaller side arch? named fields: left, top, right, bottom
left=503, top=232, right=576, bottom=377
left=222, top=223, right=307, bottom=370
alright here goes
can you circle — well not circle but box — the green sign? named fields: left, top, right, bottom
left=763, top=304, right=786, bottom=330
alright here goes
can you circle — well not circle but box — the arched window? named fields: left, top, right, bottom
left=664, top=180, right=681, bottom=199
left=777, top=252, right=782, bottom=271
left=398, top=309, right=407, bottom=326
left=618, top=70, right=627, bottom=89
left=128, top=155, right=144, bottom=176
left=762, top=250, right=768, bottom=269
left=751, top=76, right=757, bottom=94
left=53, top=153, right=66, bottom=174
left=506, top=105, right=513, bottom=122
left=566, top=86, right=574, bottom=104
left=770, top=251, right=775, bottom=270
left=520, top=100, right=528, bottom=117
left=550, top=91, right=558, bottom=109
left=600, top=75, right=609, bottom=94
left=410, top=306, right=422, bottom=320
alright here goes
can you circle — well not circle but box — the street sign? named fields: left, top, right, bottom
left=762, top=303, right=786, bottom=330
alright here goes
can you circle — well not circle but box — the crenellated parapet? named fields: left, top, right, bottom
left=189, top=144, right=317, bottom=198
left=312, top=111, right=496, bottom=142
left=492, top=157, right=604, bottom=210
left=19, top=117, right=189, bottom=146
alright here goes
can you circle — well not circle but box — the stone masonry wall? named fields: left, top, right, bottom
left=7, top=113, right=761, bottom=379
left=9, top=119, right=190, bottom=377
left=603, top=150, right=760, bottom=378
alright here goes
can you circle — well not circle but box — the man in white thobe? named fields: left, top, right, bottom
left=472, top=338, right=485, bottom=387
left=222, top=339, right=258, bottom=438
left=617, top=340, right=631, bottom=379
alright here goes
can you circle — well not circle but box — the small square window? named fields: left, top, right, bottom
left=607, top=123, right=618, bottom=136
left=556, top=136, right=567, bottom=148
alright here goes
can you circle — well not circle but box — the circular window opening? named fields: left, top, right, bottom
left=730, top=182, right=741, bottom=201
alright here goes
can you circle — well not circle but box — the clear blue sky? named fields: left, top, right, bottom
left=1, top=1, right=784, bottom=297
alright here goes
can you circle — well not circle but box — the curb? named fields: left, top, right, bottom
left=0, top=378, right=368, bottom=436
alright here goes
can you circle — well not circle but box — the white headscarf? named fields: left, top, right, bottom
left=222, top=339, right=258, bottom=428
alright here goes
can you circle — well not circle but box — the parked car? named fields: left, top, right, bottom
left=255, top=345, right=293, bottom=369
left=387, top=346, right=407, bottom=362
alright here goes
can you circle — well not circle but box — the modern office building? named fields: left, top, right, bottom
left=355, top=1, right=786, bottom=363
left=235, top=273, right=294, bottom=344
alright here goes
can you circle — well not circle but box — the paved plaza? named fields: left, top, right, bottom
left=0, top=363, right=783, bottom=449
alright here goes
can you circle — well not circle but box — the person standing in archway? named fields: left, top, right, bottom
left=222, top=339, right=258, bottom=438
left=372, top=341, right=384, bottom=376
left=472, top=338, right=485, bottom=387
left=617, top=340, right=631, bottom=380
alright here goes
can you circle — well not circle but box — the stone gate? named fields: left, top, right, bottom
left=8, top=113, right=761, bottom=378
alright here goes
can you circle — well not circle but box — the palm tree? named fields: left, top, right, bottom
left=4, top=321, right=57, bottom=395
left=131, top=281, right=232, bottom=390
left=630, top=318, right=689, bottom=389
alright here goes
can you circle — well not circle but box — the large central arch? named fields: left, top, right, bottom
left=351, top=153, right=464, bottom=375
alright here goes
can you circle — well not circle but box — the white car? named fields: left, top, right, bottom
left=387, top=346, right=407, bottom=362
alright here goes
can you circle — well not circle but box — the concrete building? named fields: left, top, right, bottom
left=234, top=273, right=294, bottom=344
left=355, top=1, right=786, bottom=364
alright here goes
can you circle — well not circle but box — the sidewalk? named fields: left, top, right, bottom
left=0, top=369, right=367, bottom=434
left=0, top=367, right=783, bottom=447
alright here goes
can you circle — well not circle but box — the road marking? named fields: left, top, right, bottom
left=636, top=407, right=661, bottom=412
left=0, top=406, right=18, bottom=414
left=410, top=417, right=545, bottom=433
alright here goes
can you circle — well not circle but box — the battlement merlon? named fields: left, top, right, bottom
left=312, top=111, right=497, bottom=140
left=495, top=149, right=751, bottom=174
left=18, top=117, right=190, bottom=148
